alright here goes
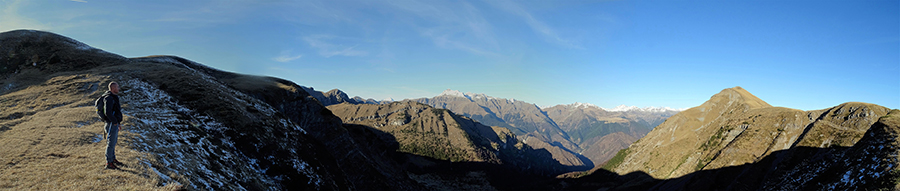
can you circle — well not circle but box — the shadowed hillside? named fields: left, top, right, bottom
left=132, top=56, right=430, bottom=190
left=300, top=87, right=364, bottom=106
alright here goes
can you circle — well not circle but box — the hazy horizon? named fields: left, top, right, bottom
left=1, top=0, right=897, bottom=110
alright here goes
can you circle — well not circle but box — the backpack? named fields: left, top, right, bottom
left=95, top=95, right=109, bottom=122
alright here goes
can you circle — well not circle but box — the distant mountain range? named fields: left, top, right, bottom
left=303, top=85, right=900, bottom=190
left=542, top=102, right=678, bottom=167
left=326, top=101, right=569, bottom=175
left=411, top=89, right=591, bottom=169
left=601, top=104, right=687, bottom=113
left=304, top=88, right=683, bottom=169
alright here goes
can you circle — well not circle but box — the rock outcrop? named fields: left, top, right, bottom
left=300, top=87, right=359, bottom=106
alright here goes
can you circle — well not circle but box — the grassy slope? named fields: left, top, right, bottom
left=556, top=96, right=897, bottom=191
left=0, top=73, right=180, bottom=190
left=0, top=30, right=348, bottom=190
left=611, top=87, right=891, bottom=180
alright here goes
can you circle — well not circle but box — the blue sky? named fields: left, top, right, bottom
left=1, top=0, right=897, bottom=110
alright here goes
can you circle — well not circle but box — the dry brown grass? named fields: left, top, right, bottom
left=612, top=87, right=891, bottom=179
left=0, top=74, right=179, bottom=190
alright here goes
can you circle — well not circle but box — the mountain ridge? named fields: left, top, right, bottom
left=602, top=104, right=688, bottom=112
left=557, top=108, right=899, bottom=190
left=0, top=29, right=436, bottom=190
left=409, top=89, right=682, bottom=169
left=437, top=89, right=687, bottom=113
left=1, top=30, right=346, bottom=190
left=326, top=101, right=569, bottom=175
left=2, top=30, right=896, bottom=190
left=305, top=87, right=683, bottom=169
left=410, top=91, right=593, bottom=170
left=598, top=86, right=895, bottom=190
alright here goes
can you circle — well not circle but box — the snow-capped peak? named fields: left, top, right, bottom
left=567, top=102, right=599, bottom=109
left=602, top=104, right=687, bottom=112
left=437, top=89, right=498, bottom=101
left=604, top=104, right=640, bottom=112
left=439, top=89, right=468, bottom=98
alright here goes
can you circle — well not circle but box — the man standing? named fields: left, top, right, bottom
left=101, top=82, right=124, bottom=169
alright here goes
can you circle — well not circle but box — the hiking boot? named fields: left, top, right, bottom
left=113, top=159, right=124, bottom=166
left=105, top=162, right=118, bottom=169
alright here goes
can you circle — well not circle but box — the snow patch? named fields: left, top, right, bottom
left=117, top=64, right=328, bottom=189
left=72, top=41, right=95, bottom=51
left=91, top=133, right=103, bottom=143
left=603, top=104, right=688, bottom=112
left=120, top=79, right=273, bottom=190
left=437, top=89, right=501, bottom=101
left=439, top=89, right=468, bottom=98
left=145, top=161, right=174, bottom=186
left=569, top=102, right=599, bottom=109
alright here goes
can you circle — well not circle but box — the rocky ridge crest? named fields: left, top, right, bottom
left=588, top=86, right=896, bottom=190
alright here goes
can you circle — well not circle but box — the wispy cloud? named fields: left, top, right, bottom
left=489, top=0, right=579, bottom=49
left=303, top=35, right=368, bottom=57
left=0, top=0, right=51, bottom=31
left=387, top=0, right=500, bottom=56
left=277, top=0, right=355, bottom=24
left=145, top=1, right=264, bottom=28
left=70, top=0, right=87, bottom=3
left=422, top=29, right=500, bottom=57
left=393, top=1, right=504, bottom=56
left=273, top=50, right=303, bottom=62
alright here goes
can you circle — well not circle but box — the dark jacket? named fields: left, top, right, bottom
left=103, top=91, right=122, bottom=124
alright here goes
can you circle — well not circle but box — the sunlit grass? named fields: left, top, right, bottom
left=0, top=74, right=179, bottom=190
